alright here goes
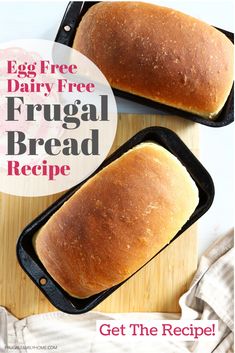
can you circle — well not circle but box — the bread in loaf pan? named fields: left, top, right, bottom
left=34, top=142, right=199, bottom=298
left=73, top=1, right=234, bottom=119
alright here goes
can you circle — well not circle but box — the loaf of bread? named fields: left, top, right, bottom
left=73, top=2, right=234, bottom=119
left=34, top=143, right=199, bottom=298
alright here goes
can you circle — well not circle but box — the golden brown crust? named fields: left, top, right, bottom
left=73, top=1, right=234, bottom=119
left=35, top=143, right=199, bottom=298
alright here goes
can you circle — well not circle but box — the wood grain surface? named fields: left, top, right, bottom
left=0, top=114, right=199, bottom=319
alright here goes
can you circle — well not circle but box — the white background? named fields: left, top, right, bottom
left=0, top=1, right=233, bottom=256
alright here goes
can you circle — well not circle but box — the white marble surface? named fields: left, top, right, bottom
left=0, top=1, right=233, bottom=256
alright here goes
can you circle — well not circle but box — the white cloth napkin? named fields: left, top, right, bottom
left=0, top=231, right=233, bottom=353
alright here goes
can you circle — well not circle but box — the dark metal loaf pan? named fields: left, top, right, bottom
left=17, top=126, right=214, bottom=314
left=55, top=1, right=234, bottom=127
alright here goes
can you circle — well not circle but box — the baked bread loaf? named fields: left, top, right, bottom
left=73, top=2, right=234, bottom=119
left=34, top=143, right=199, bottom=298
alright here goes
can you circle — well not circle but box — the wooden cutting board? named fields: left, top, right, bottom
left=0, top=113, right=199, bottom=319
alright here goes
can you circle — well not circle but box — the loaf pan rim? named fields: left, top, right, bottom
left=17, top=126, right=214, bottom=314
left=54, top=0, right=234, bottom=128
